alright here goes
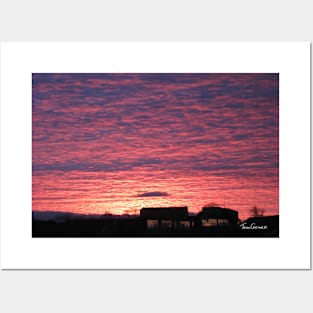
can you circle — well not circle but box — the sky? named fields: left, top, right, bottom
left=32, top=73, right=279, bottom=220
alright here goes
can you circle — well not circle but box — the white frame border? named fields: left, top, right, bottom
left=0, top=42, right=311, bottom=269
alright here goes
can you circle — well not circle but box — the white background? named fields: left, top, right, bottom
left=1, top=42, right=310, bottom=270
left=1, top=43, right=310, bottom=269
left=0, top=1, right=312, bottom=313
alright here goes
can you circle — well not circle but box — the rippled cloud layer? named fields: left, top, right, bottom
left=32, top=73, right=279, bottom=219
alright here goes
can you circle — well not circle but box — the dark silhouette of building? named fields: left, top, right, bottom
left=198, top=206, right=238, bottom=227
left=140, top=206, right=192, bottom=230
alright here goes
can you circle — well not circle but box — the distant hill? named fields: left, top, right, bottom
left=32, top=211, right=84, bottom=222
left=32, top=211, right=138, bottom=222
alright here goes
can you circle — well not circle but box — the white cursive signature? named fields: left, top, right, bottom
left=239, top=222, right=268, bottom=230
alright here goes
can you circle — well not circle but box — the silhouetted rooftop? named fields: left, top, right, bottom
left=199, top=207, right=238, bottom=219
left=140, top=207, right=188, bottom=219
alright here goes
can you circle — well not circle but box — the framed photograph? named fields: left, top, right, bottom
left=31, top=72, right=279, bottom=238
left=1, top=42, right=310, bottom=269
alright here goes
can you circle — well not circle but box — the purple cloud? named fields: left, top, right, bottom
left=136, top=191, right=170, bottom=197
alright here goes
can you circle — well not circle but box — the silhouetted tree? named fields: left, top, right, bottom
left=250, top=206, right=265, bottom=217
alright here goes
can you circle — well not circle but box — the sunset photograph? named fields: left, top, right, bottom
left=32, top=73, right=279, bottom=237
